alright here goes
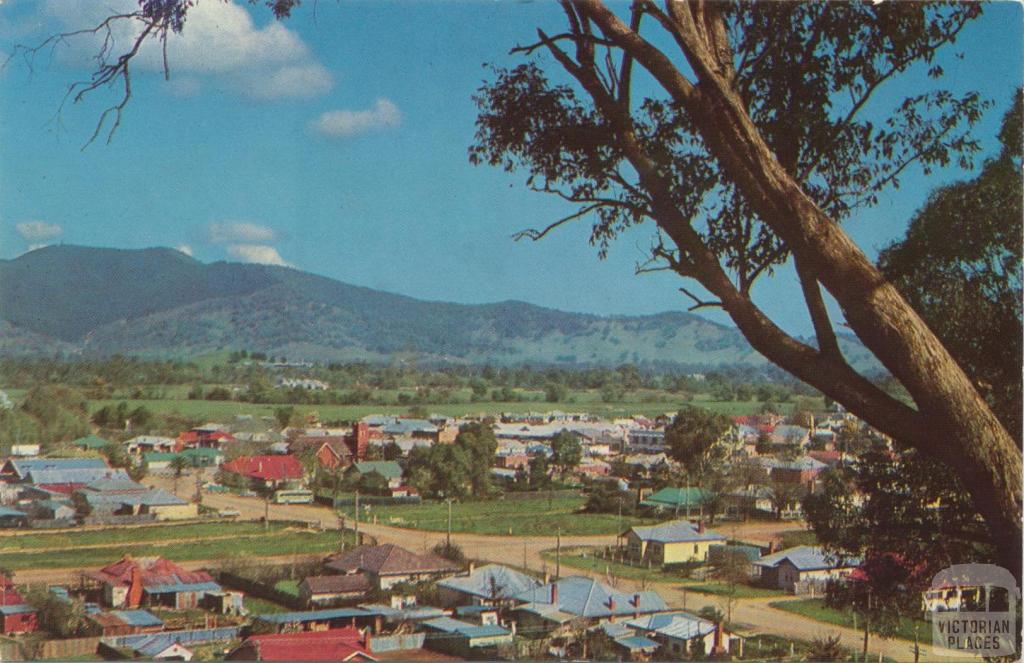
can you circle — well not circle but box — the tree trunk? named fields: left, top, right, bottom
left=577, top=0, right=1022, bottom=575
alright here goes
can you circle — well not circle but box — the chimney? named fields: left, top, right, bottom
left=543, top=570, right=551, bottom=585
left=607, top=597, right=616, bottom=612
left=697, top=520, right=705, bottom=534
left=768, top=540, right=777, bottom=554
left=631, top=593, right=641, bottom=618
left=711, top=622, right=727, bottom=655
left=551, top=583, right=558, bottom=605
left=468, top=562, right=475, bottom=575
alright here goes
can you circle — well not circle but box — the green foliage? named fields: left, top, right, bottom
left=664, top=406, right=731, bottom=476
left=550, top=429, right=582, bottom=473
left=879, top=92, right=1023, bottom=439
left=804, top=447, right=990, bottom=575
left=26, top=589, right=90, bottom=638
left=453, top=422, right=499, bottom=496
left=808, top=634, right=845, bottom=662
left=432, top=541, right=466, bottom=563
left=583, top=481, right=636, bottom=518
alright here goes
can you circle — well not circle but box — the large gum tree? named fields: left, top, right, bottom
left=13, top=0, right=1022, bottom=575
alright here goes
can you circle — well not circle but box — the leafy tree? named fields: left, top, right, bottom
left=26, top=589, right=90, bottom=638
left=664, top=406, right=730, bottom=477
left=274, top=406, right=296, bottom=429
left=803, top=448, right=989, bottom=581
left=454, top=422, right=498, bottom=496
left=544, top=382, right=568, bottom=402
left=711, top=548, right=750, bottom=623
left=407, top=444, right=473, bottom=499
left=382, top=441, right=403, bottom=461
left=528, top=454, right=552, bottom=489
left=550, top=429, right=583, bottom=474
left=466, top=1, right=1021, bottom=570
left=432, top=541, right=467, bottom=564
left=358, top=470, right=390, bottom=496
left=879, top=92, right=1022, bottom=440
left=753, top=431, right=772, bottom=456
left=767, top=481, right=806, bottom=521
left=169, top=455, right=190, bottom=493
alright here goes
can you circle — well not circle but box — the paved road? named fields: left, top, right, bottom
left=141, top=473, right=977, bottom=661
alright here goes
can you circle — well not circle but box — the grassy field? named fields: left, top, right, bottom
left=77, top=391, right=815, bottom=423
left=242, top=596, right=292, bottom=615
left=543, top=548, right=785, bottom=598
left=273, top=579, right=300, bottom=596
left=0, top=521, right=297, bottom=552
left=363, top=495, right=660, bottom=536
left=679, top=581, right=787, bottom=599
left=3, top=522, right=352, bottom=571
left=769, top=598, right=930, bottom=643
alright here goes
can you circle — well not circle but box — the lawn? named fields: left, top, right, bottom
left=273, top=579, right=300, bottom=596
left=770, top=598, right=930, bottom=643
left=679, top=581, right=786, bottom=599
left=779, top=529, right=818, bottom=548
left=3, top=525, right=353, bottom=571
left=243, top=596, right=292, bottom=615
left=544, top=548, right=786, bottom=598
left=364, top=495, right=661, bottom=536
left=0, top=521, right=296, bottom=552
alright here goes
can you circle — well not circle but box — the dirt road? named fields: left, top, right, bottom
left=128, top=473, right=977, bottom=661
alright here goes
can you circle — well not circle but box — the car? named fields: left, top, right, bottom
left=203, top=482, right=229, bottom=493
left=219, top=508, right=241, bottom=518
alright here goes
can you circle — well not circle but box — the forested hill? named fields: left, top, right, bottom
left=0, top=245, right=879, bottom=370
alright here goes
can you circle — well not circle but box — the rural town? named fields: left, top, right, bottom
left=0, top=0, right=1019, bottom=661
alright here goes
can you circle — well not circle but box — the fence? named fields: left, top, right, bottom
left=500, top=489, right=581, bottom=501
left=105, top=626, right=240, bottom=649
left=320, top=495, right=422, bottom=507
left=38, top=637, right=102, bottom=660
left=81, top=513, right=157, bottom=526
left=370, top=633, right=426, bottom=652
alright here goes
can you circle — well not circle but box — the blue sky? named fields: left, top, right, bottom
left=0, top=1, right=1020, bottom=336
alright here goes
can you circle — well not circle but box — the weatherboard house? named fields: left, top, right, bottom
left=621, top=520, right=726, bottom=565
left=437, top=564, right=543, bottom=608
left=753, top=545, right=860, bottom=593
left=324, top=544, right=460, bottom=590
left=512, top=576, right=667, bottom=631
left=86, top=555, right=225, bottom=610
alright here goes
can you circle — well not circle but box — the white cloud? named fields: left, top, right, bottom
left=207, top=221, right=276, bottom=244
left=226, top=244, right=291, bottom=267
left=240, top=63, right=334, bottom=100
left=310, top=99, right=402, bottom=138
left=26, top=243, right=50, bottom=252
left=16, top=220, right=62, bottom=242
left=42, top=0, right=333, bottom=100
left=176, top=244, right=193, bottom=256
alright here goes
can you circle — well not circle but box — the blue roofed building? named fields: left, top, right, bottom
left=437, top=564, right=542, bottom=608
left=621, top=519, right=726, bottom=565
left=421, top=616, right=513, bottom=654
left=2, top=457, right=111, bottom=482
left=512, top=576, right=667, bottom=632
left=753, top=545, right=860, bottom=592
left=0, top=506, right=27, bottom=528
left=626, top=611, right=732, bottom=657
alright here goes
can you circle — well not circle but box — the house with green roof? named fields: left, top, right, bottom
left=640, top=487, right=713, bottom=514
left=144, top=448, right=224, bottom=471
left=345, top=461, right=403, bottom=488
left=73, top=435, right=112, bottom=451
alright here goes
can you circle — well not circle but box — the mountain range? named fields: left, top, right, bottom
left=0, top=245, right=880, bottom=371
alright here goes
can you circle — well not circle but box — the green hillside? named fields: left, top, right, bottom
left=0, top=245, right=880, bottom=370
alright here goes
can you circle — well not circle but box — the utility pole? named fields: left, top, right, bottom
left=523, top=540, right=527, bottom=572
left=555, top=528, right=561, bottom=580
left=354, top=490, right=360, bottom=544
left=446, top=498, right=453, bottom=550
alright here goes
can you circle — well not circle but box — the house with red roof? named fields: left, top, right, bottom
left=85, top=555, right=224, bottom=609
left=220, top=455, right=305, bottom=490
left=226, top=627, right=376, bottom=661
left=0, top=575, right=36, bottom=635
